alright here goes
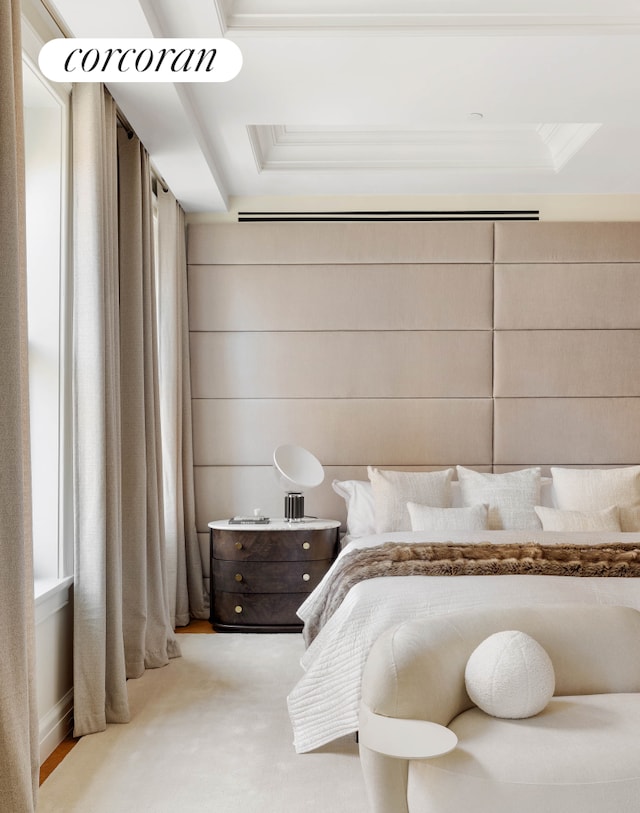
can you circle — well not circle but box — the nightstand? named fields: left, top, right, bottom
left=208, top=519, right=341, bottom=632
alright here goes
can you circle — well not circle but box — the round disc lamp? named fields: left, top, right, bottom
left=273, top=445, right=324, bottom=521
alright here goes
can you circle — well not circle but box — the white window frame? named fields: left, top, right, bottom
left=22, top=0, right=73, bottom=599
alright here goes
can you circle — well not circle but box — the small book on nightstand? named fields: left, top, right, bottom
left=228, top=516, right=270, bottom=524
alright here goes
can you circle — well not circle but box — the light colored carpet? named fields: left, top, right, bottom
left=38, top=634, right=369, bottom=812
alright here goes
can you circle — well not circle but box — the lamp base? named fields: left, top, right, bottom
left=284, top=492, right=304, bottom=521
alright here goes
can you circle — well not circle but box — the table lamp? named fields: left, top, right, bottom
left=273, top=444, right=324, bottom=521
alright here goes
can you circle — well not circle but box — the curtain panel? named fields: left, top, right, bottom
left=72, top=84, right=180, bottom=737
left=0, top=0, right=39, bottom=809
left=156, top=188, right=208, bottom=626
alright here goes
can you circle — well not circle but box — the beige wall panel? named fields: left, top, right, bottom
left=194, top=464, right=493, bottom=533
left=494, top=465, right=630, bottom=477
left=494, top=399, right=640, bottom=465
left=195, top=465, right=358, bottom=531
left=494, top=263, right=640, bottom=329
left=188, top=221, right=494, bottom=265
left=192, top=398, right=493, bottom=467
left=190, top=331, right=493, bottom=399
left=188, top=263, right=493, bottom=332
left=495, top=221, right=640, bottom=263
left=494, top=331, right=640, bottom=397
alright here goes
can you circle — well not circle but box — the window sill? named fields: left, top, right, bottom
left=34, top=576, right=73, bottom=625
left=35, top=575, right=73, bottom=602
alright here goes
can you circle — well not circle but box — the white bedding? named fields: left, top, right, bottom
left=287, top=530, right=640, bottom=753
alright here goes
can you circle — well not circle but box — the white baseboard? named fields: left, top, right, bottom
left=40, top=688, right=73, bottom=765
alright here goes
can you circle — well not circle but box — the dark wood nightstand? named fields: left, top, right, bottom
left=208, top=519, right=341, bottom=632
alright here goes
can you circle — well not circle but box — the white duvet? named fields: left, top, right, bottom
left=287, top=530, right=640, bottom=753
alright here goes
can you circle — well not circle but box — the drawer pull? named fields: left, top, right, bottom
left=235, top=542, right=243, bottom=551
left=302, top=541, right=311, bottom=550
left=234, top=605, right=243, bottom=614
left=302, top=573, right=310, bottom=582
left=235, top=573, right=243, bottom=582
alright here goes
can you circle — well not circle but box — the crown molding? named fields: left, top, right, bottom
left=247, top=123, right=601, bottom=174
left=219, top=1, right=640, bottom=36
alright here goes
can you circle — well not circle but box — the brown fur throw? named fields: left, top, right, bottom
left=302, top=541, right=640, bottom=645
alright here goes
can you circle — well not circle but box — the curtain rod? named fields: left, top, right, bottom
left=112, top=99, right=171, bottom=194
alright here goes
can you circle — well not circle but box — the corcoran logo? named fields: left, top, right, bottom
left=39, top=38, right=242, bottom=83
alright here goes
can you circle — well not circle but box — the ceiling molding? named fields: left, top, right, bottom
left=220, top=1, right=640, bottom=36
left=137, top=0, right=230, bottom=208
left=537, top=123, right=602, bottom=171
left=247, top=123, right=600, bottom=174
left=47, top=0, right=640, bottom=209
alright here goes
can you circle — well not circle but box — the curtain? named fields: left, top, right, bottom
left=72, top=84, right=179, bottom=737
left=156, top=188, right=208, bottom=626
left=117, top=129, right=180, bottom=670
left=0, top=0, right=39, bottom=809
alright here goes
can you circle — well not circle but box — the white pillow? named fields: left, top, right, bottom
left=451, top=481, right=463, bottom=508
left=368, top=467, right=454, bottom=533
left=534, top=505, right=621, bottom=532
left=407, top=502, right=488, bottom=532
left=456, top=466, right=542, bottom=530
left=465, top=631, right=555, bottom=719
left=331, top=479, right=376, bottom=539
left=551, top=466, right=640, bottom=532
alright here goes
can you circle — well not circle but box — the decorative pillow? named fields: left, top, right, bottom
left=465, top=631, right=555, bottom=719
left=407, top=502, right=488, bottom=532
left=456, top=466, right=542, bottom=530
left=534, top=505, right=621, bottom=532
left=367, top=467, right=454, bottom=533
left=551, top=466, right=640, bottom=532
left=331, top=479, right=376, bottom=539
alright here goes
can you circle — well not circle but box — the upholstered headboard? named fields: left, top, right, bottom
left=187, top=220, right=640, bottom=562
left=493, top=222, right=640, bottom=469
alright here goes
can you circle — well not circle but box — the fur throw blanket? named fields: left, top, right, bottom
left=302, top=540, right=640, bottom=645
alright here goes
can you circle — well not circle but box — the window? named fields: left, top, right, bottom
left=22, top=13, right=72, bottom=593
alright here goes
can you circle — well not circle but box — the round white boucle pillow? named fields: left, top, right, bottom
left=464, top=630, right=555, bottom=719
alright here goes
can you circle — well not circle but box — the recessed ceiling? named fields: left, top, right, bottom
left=44, top=0, right=640, bottom=211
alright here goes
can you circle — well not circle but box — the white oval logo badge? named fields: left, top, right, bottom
left=39, top=38, right=242, bottom=83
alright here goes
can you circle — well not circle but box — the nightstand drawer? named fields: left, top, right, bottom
left=212, top=528, right=338, bottom=562
left=213, top=558, right=330, bottom=594
left=213, top=591, right=305, bottom=627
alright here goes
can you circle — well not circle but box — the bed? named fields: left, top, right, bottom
left=287, top=465, right=640, bottom=753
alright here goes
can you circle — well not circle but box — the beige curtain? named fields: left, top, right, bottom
left=0, top=0, right=39, bottom=809
left=156, top=188, right=208, bottom=626
left=72, top=84, right=179, bottom=737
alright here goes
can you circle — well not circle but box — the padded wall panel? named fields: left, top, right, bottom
left=192, top=398, right=493, bottom=468
left=187, top=220, right=640, bottom=525
left=494, top=331, right=640, bottom=397
left=495, top=222, right=640, bottom=263
left=494, top=263, right=640, bottom=329
left=188, top=221, right=494, bottom=265
left=188, top=264, right=493, bottom=332
left=194, top=465, right=359, bottom=531
left=494, top=465, right=628, bottom=477
left=191, top=331, right=492, bottom=399
left=494, top=399, right=640, bottom=465
left=194, top=464, right=493, bottom=532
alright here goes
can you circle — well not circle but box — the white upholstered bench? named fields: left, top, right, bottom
left=359, top=604, right=640, bottom=813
